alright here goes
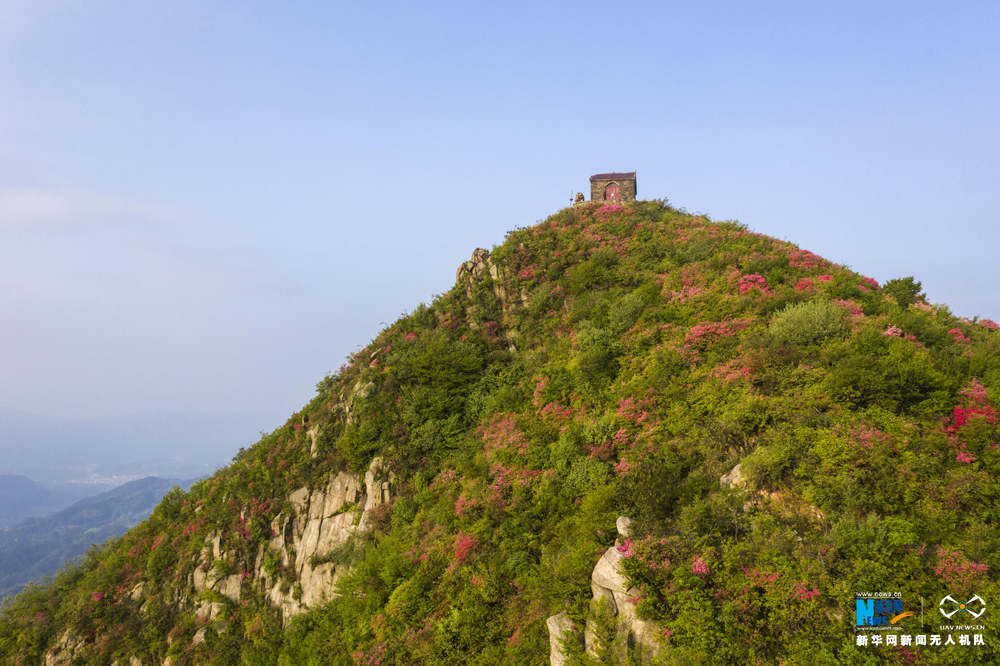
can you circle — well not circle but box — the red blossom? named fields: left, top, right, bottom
left=791, top=582, right=821, bottom=602
left=860, top=276, right=881, bottom=290
left=737, top=274, right=770, bottom=294
left=453, top=533, right=478, bottom=565
left=935, top=548, right=988, bottom=596
left=794, top=278, right=814, bottom=291
left=948, top=328, right=972, bottom=344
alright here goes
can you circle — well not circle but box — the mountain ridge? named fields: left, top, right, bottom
left=2, top=199, right=999, bottom=665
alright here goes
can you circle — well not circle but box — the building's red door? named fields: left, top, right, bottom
left=605, top=184, right=620, bottom=201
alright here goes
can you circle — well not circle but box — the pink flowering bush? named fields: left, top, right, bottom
left=794, top=278, right=814, bottom=291
left=883, top=325, right=903, bottom=337
left=948, top=328, right=971, bottom=344
left=691, top=556, right=711, bottom=578
left=860, top=276, right=880, bottom=290
left=737, top=273, right=770, bottom=294
left=453, top=533, right=478, bottom=566
left=787, top=248, right=829, bottom=270
left=934, top=548, right=988, bottom=596
left=684, top=318, right=751, bottom=350
left=479, top=413, right=530, bottom=459
left=945, top=379, right=997, bottom=432
left=791, top=582, right=821, bottom=602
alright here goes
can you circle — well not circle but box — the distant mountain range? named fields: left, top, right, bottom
left=0, top=476, right=195, bottom=601
left=0, top=474, right=95, bottom=529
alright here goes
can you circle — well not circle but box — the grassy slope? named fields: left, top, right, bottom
left=3, top=200, right=1000, bottom=665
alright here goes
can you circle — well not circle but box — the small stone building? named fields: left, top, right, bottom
left=590, top=172, right=636, bottom=203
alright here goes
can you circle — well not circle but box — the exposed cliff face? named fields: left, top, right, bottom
left=44, top=458, right=393, bottom=665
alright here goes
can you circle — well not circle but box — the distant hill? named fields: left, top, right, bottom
left=0, top=476, right=194, bottom=600
left=0, top=475, right=71, bottom=528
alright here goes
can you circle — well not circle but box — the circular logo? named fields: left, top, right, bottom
left=939, top=594, right=986, bottom=620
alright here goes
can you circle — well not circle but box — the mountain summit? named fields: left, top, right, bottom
left=3, top=199, right=999, bottom=665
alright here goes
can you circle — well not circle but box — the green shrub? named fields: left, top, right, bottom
left=608, top=293, right=644, bottom=334
left=883, top=276, right=923, bottom=307
left=769, top=299, right=847, bottom=346
left=566, top=458, right=610, bottom=494
left=574, top=321, right=619, bottom=386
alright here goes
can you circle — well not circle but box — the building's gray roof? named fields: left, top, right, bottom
left=590, top=172, right=636, bottom=182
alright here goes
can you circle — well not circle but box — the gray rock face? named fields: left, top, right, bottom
left=546, top=611, right=583, bottom=666
left=43, top=461, right=395, bottom=662
left=455, top=248, right=515, bottom=351
left=547, top=516, right=662, bottom=665
left=720, top=463, right=744, bottom=489
left=195, top=602, right=225, bottom=622
left=45, top=630, right=84, bottom=666
left=261, top=460, right=390, bottom=623
left=217, top=575, right=241, bottom=602
left=592, top=546, right=629, bottom=592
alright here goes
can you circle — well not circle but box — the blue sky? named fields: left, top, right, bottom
left=1, top=1, right=998, bottom=470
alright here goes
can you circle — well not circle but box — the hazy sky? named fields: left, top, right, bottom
left=1, top=1, right=998, bottom=439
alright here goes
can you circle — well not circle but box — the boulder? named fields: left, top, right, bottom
left=592, top=547, right=628, bottom=592
left=616, top=516, right=632, bottom=538
left=288, top=487, right=310, bottom=515
left=195, top=602, right=225, bottom=622
left=546, top=612, right=583, bottom=666
left=579, top=518, right=662, bottom=664
left=217, top=575, right=241, bottom=602
left=720, top=463, right=744, bottom=489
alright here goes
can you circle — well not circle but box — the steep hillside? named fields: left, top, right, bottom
left=3, top=200, right=1000, bottom=666
left=0, top=477, right=195, bottom=601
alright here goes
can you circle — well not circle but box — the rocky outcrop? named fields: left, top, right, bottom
left=260, top=457, right=391, bottom=621
left=456, top=248, right=511, bottom=314
left=455, top=248, right=502, bottom=290
left=719, top=463, right=744, bottom=489
left=334, top=380, right=376, bottom=427
left=720, top=462, right=825, bottom=522
left=546, top=516, right=661, bottom=665
left=455, top=247, right=517, bottom=352
left=42, top=458, right=394, bottom=665
left=546, top=612, right=583, bottom=666
left=44, top=630, right=84, bottom=666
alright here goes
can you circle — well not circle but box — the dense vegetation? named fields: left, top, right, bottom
left=3, top=200, right=1000, bottom=665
